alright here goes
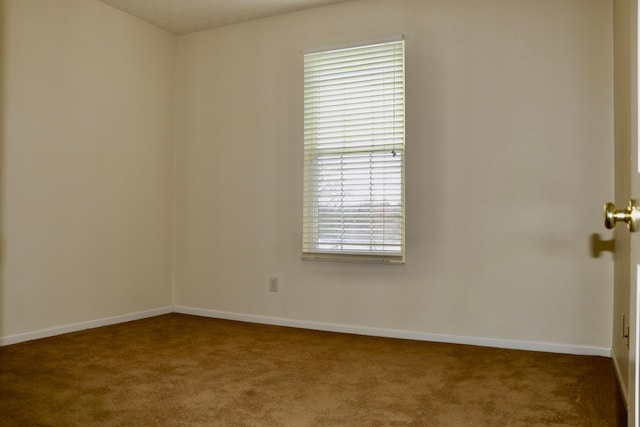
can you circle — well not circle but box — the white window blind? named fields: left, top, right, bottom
left=303, top=39, right=405, bottom=264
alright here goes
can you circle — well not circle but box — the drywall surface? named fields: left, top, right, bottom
left=172, top=0, right=614, bottom=351
left=0, top=0, right=175, bottom=338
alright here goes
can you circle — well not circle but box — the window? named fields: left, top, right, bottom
left=302, top=38, right=405, bottom=264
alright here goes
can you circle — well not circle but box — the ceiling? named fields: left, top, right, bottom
left=97, top=0, right=357, bottom=35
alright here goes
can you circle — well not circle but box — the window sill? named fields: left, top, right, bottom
left=301, top=252, right=405, bottom=265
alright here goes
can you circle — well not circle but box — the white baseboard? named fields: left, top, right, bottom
left=174, top=306, right=611, bottom=357
left=0, top=306, right=174, bottom=346
left=611, top=348, right=629, bottom=409
left=1, top=304, right=612, bottom=358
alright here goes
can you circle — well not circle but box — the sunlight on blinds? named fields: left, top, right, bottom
left=302, top=39, right=405, bottom=263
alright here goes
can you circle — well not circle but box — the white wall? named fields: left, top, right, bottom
left=0, top=0, right=175, bottom=339
left=174, top=0, right=615, bottom=352
left=0, top=0, right=615, bottom=354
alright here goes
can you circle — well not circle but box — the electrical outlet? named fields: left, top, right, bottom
left=269, top=277, right=278, bottom=292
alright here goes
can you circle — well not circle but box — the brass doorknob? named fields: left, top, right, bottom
left=604, top=199, right=640, bottom=232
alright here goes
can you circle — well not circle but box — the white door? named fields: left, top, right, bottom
left=609, top=1, right=638, bottom=425
left=631, top=1, right=639, bottom=422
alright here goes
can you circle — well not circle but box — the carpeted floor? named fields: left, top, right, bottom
left=0, top=314, right=627, bottom=426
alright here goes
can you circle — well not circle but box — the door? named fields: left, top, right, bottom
left=609, top=1, right=639, bottom=425
left=631, top=1, right=639, bottom=421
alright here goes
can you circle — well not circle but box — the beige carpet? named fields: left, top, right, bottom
left=0, top=314, right=626, bottom=426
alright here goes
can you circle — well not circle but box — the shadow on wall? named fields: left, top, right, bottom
left=590, top=233, right=615, bottom=259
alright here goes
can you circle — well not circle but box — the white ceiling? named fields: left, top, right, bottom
left=97, top=0, right=357, bottom=35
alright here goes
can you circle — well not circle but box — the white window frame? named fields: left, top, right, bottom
left=302, top=37, right=406, bottom=264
